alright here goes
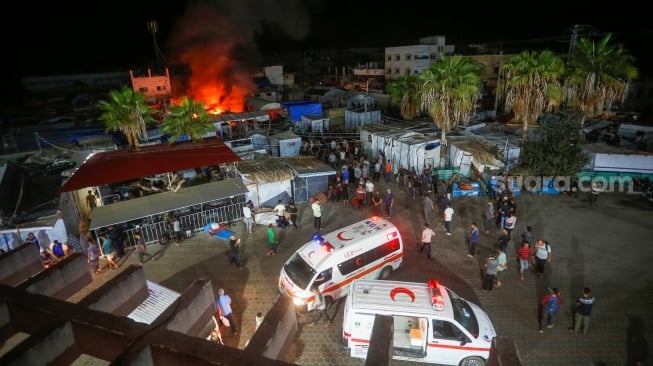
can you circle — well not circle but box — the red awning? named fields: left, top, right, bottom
left=59, top=137, right=241, bottom=192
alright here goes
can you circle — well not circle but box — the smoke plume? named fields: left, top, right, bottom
left=166, top=0, right=314, bottom=112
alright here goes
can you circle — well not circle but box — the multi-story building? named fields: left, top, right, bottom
left=384, top=35, right=455, bottom=80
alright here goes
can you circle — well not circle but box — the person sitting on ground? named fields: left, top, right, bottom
left=51, top=240, right=66, bottom=259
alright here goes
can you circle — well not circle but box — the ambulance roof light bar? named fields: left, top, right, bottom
left=428, top=280, right=445, bottom=311
left=313, top=234, right=334, bottom=252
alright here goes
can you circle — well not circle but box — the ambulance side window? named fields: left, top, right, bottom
left=315, top=268, right=332, bottom=285
left=432, top=320, right=459, bottom=340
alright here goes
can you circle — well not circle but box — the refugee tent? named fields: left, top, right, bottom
left=389, top=134, right=442, bottom=172
left=0, top=213, right=68, bottom=253
left=345, top=108, right=381, bottom=129
left=280, top=101, right=322, bottom=122
left=581, top=143, right=653, bottom=174
left=237, top=155, right=294, bottom=209
left=268, top=132, right=301, bottom=157
left=361, top=125, right=416, bottom=161
left=447, top=136, right=504, bottom=177
left=285, top=156, right=336, bottom=203
left=299, top=114, right=330, bottom=133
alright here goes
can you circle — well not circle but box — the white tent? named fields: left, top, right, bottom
left=389, top=134, right=442, bottom=172
left=300, top=114, right=330, bottom=133
left=237, top=157, right=294, bottom=209
left=0, top=214, right=68, bottom=252
left=447, top=136, right=504, bottom=176
left=268, top=132, right=301, bottom=157
left=581, top=143, right=653, bottom=174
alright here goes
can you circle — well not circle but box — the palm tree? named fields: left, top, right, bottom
left=563, top=33, right=638, bottom=123
left=97, top=87, right=156, bottom=151
left=387, top=74, right=421, bottom=120
left=161, top=97, right=215, bottom=143
left=500, top=50, right=565, bottom=143
left=419, top=56, right=483, bottom=167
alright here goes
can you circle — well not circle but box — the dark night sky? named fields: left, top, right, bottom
left=2, top=1, right=652, bottom=84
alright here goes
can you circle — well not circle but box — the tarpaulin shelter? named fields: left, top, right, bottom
left=280, top=101, right=322, bottom=122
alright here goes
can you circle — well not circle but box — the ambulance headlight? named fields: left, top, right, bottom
left=293, top=297, right=305, bottom=306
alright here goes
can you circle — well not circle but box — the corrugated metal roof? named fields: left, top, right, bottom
left=59, top=137, right=240, bottom=192
left=128, top=280, right=181, bottom=325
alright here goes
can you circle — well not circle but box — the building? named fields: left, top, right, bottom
left=384, top=35, right=455, bottom=80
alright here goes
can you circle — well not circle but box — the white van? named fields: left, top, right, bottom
left=278, top=217, right=403, bottom=312
left=343, top=278, right=496, bottom=366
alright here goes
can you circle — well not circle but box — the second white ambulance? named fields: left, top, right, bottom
left=343, top=278, right=496, bottom=366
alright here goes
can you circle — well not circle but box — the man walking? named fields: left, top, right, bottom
left=384, top=189, right=395, bottom=218
left=468, top=223, right=479, bottom=257
left=532, top=239, right=551, bottom=278
left=243, top=202, right=253, bottom=234
left=443, top=203, right=454, bottom=236
left=266, top=224, right=278, bottom=256
left=539, top=288, right=562, bottom=332
left=423, top=194, right=435, bottom=225
left=216, top=288, right=238, bottom=335
left=311, top=199, right=322, bottom=231
left=484, top=200, right=495, bottom=234
left=572, top=288, right=595, bottom=334
left=420, top=223, right=436, bottom=260
left=229, top=235, right=243, bottom=268
left=134, top=232, right=155, bottom=265
left=172, top=217, right=182, bottom=245
left=288, top=202, right=299, bottom=230
left=482, top=252, right=499, bottom=292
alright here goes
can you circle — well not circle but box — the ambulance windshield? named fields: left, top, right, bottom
left=446, top=288, right=480, bottom=337
left=283, top=253, right=317, bottom=290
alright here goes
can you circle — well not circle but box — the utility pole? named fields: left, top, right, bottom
left=147, top=20, right=166, bottom=72
left=363, top=79, right=370, bottom=127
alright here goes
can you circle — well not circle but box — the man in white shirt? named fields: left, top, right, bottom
left=365, top=180, right=375, bottom=205
left=243, top=204, right=253, bottom=234
left=312, top=200, right=322, bottom=231
left=274, top=200, right=288, bottom=229
left=420, top=223, right=436, bottom=260
left=443, top=203, right=454, bottom=236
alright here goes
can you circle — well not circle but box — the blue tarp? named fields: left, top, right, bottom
left=281, top=101, right=322, bottom=122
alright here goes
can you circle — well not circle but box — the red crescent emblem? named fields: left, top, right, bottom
left=390, top=287, right=415, bottom=302
left=337, top=231, right=353, bottom=241
left=308, top=251, right=315, bottom=258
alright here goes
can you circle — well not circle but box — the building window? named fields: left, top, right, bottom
left=156, top=85, right=166, bottom=91
left=405, top=68, right=411, bottom=75
left=387, top=68, right=392, bottom=74
left=386, top=55, right=392, bottom=61
left=430, top=53, right=437, bottom=60
left=394, top=67, right=400, bottom=74
left=414, top=52, right=429, bottom=60
left=139, top=87, right=148, bottom=92
left=405, top=53, right=412, bottom=61
left=394, top=54, right=400, bottom=61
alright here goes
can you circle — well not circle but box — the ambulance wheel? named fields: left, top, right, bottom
left=459, top=356, right=485, bottom=366
left=379, top=266, right=392, bottom=280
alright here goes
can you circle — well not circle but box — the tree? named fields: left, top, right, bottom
left=564, top=33, right=638, bottom=123
left=419, top=56, right=483, bottom=167
left=500, top=50, right=565, bottom=143
left=161, top=97, right=215, bottom=143
left=517, top=111, right=589, bottom=177
left=387, top=74, right=421, bottom=120
left=97, top=87, right=156, bottom=151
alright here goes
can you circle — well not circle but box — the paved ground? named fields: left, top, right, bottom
left=86, top=178, right=653, bottom=366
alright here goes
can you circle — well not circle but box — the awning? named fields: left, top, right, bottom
left=59, top=137, right=241, bottom=192
left=89, top=179, right=248, bottom=230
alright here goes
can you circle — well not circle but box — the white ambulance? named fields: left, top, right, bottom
left=343, top=278, right=496, bottom=366
left=278, top=217, right=403, bottom=313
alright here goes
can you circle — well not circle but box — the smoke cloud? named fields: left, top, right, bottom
left=166, top=0, right=314, bottom=112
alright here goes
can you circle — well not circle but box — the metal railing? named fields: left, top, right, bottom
left=93, top=199, right=246, bottom=247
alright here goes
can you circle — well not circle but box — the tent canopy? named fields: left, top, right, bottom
left=59, top=138, right=241, bottom=192
left=89, top=180, right=248, bottom=230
